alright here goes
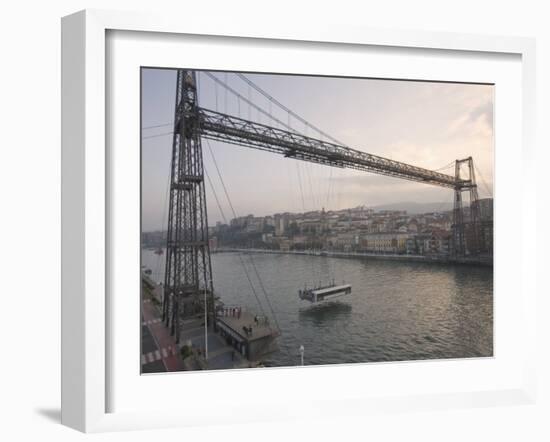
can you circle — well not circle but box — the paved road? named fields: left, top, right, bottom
left=141, top=323, right=167, bottom=373
left=141, top=299, right=184, bottom=373
left=140, top=288, right=251, bottom=373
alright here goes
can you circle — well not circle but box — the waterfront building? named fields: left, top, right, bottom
left=335, top=232, right=359, bottom=251
left=422, top=231, right=451, bottom=256
left=397, top=224, right=408, bottom=233
left=405, top=237, right=418, bottom=255
left=279, top=239, right=291, bottom=252
left=477, top=198, right=494, bottom=221
left=230, top=214, right=253, bottom=228
left=407, top=219, right=419, bottom=232
left=274, top=214, right=289, bottom=236
left=360, top=232, right=410, bottom=254
left=299, top=219, right=326, bottom=235
left=261, top=233, right=273, bottom=244
left=404, top=231, right=450, bottom=256
left=209, top=236, right=218, bottom=251
left=245, top=216, right=265, bottom=233
left=290, top=235, right=308, bottom=248
left=408, top=233, right=432, bottom=255
left=481, top=221, right=493, bottom=254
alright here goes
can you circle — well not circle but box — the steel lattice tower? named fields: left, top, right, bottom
left=162, top=70, right=214, bottom=343
left=452, top=157, right=481, bottom=257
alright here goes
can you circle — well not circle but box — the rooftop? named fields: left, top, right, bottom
left=216, top=310, right=278, bottom=342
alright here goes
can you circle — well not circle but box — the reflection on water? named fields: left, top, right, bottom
left=298, top=302, right=352, bottom=326
left=142, top=250, right=493, bottom=367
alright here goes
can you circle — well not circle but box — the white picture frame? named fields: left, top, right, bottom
left=61, top=9, right=537, bottom=433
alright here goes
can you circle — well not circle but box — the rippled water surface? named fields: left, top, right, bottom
left=142, top=250, right=493, bottom=367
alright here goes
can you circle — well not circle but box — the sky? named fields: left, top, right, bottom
left=141, top=68, right=494, bottom=231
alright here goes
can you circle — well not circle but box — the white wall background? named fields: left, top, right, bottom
left=0, top=1, right=548, bottom=440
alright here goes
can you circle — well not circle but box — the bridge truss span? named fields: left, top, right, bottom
left=198, top=108, right=467, bottom=190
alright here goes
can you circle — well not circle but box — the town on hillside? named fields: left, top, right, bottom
left=142, top=199, right=493, bottom=258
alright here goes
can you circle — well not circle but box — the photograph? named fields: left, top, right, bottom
left=140, top=68, right=494, bottom=373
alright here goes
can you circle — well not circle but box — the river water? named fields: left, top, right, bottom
left=142, top=249, right=493, bottom=367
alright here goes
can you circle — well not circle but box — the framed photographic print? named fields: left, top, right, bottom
left=140, top=67, right=494, bottom=373
left=61, top=9, right=537, bottom=432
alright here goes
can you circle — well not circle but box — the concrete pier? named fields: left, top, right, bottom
left=216, top=309, right=279, bottom=361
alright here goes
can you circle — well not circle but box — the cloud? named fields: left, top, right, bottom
left=447, top=90, right=493, bottom=139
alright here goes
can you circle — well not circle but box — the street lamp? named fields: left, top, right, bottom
left=203, top=287, right=209, bottom=361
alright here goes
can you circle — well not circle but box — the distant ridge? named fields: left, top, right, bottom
left=369, top=201, right=453, bottom=214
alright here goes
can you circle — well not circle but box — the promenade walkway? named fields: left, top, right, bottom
left=141, top=282, right=251, bottom=372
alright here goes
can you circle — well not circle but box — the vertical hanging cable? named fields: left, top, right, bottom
left=214, top=76, right=218, bottom=112
left=248, top=80, right=251, bottom=120
left=204, top=168, right=268, bottom=318
left=295, top=162, right=306, bottom=212
left=235, top=72, right=348, bottom=146
left=205, top=138, right=285, bottom=337
left=224, top=72, right=228, bottom=114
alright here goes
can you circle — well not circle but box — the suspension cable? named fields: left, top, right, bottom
left=205, top=139, right=283, bottom=333
left=204, top=168, right=268, bottom=319
left=474, top=163, right=493, bottom=198
left=142, top=122, right=174, bottom=130
left=433, top=161, right=456, bottom=172
left=142, top=131, right=173, bottom=140
left=152, top=153, right=173, bottom=282
left=235, top=73, right=348, bottom=146
left=295, top=162, right=307, bottom=212
left=204, top=72, right=298, bottom=134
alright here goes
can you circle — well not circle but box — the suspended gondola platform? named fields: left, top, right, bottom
left=298, top=283, right=352, bottom=304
